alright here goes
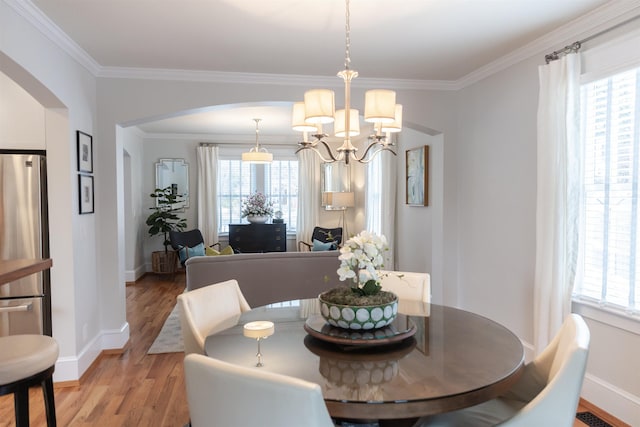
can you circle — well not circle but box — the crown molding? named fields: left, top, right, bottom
left=97, top=66, right=457, bottom=91
left=456, top=0, right=640, bottom=88
left=142, top=132, right=298, bottom=145
left=5, top=0, right=101, bottom=75
left=12, top=0, right=640, bottom=92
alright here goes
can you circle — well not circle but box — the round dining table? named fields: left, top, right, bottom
left=204, top=299, right=524, bottom=423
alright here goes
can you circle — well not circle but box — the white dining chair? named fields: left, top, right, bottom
left=378, top=270, right=431, bottom=303
left=184, top=354, right=336, bottom=427
left=415, top=313, right=590, bottom=427
left=176, top=279, right=251, bottom=355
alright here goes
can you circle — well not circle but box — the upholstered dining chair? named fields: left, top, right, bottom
left=176, top=279, right=251, bottom=355
left=184, top=354, right=336, bottom=427
left=298, top=226, right=343, bottom=252
left=378, top=270, right=431, bottom=303
left=415, top=313, right=590, bottom=427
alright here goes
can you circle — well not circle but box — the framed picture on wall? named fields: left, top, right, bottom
left=406, top=145, right=429, bottom=206
left=78, top=174, right=95, bottom=214
left=77, top=130, right=93, bottom=173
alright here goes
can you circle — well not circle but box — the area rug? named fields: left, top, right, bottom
left=147, top=304, right=184, bottom=354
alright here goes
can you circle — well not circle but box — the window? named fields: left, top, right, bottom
left=217, top=158, right=298, bottom=233
left=575, top=67, right=640, bottom=314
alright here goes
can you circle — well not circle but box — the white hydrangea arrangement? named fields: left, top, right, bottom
left=337, top=230, right=388, bottom=296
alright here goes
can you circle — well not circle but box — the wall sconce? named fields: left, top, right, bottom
left=243, top=321, right=275, bottom=367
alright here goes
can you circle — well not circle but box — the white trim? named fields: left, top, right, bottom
left=125, top=264, right=146, bottom=282
left=142, top=132, right=299, bottom=145
left=4, top=0, right=101, bottom=75
left=13, top=0, right=640, bottom=90
left=582, top=372, right=640, bottom=426
left=572, top=300, right=640, bottom=336
left=580, top=27, right=640, bottom=83
left=53, top=322, right=130, bottom=382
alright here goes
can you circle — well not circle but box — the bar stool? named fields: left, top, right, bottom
left=0, top=335, right=59, bottom=427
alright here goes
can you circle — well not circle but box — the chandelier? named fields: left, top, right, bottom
left=292, top=0, right=401, bottom=164
left=242, top=118, right=273, bottom=164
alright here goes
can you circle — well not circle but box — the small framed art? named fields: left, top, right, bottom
left=77, top=130, right=93, bottom=173
left=79, top=174, right=95, bottom=214
left=406, top=145, right=429, bottom=206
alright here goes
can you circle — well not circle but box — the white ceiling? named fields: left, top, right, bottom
left=29, top=0, right=613, bottom=137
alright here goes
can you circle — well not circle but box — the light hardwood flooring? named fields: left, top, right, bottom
left=0, top=272, right=628, bottom=426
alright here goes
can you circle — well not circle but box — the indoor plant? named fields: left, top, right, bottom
left=146, top=186, right=187, bottom=273
left=241, top=192, right=274, bottom=223
left=319, top=230, right=398, bottom=330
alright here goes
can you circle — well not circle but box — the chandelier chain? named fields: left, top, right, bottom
left=344, top=0, right=351, bottom=70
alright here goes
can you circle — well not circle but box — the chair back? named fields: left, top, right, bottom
left=378, top=270, right=431, bottom=303
left=184, top=354, right=335, bottom=427
left=176, top=279, right=251, bottom=355
left=414, top=314, right=590, bottom=427
left=169, top=229, right=204, bottom=251
left=312, top=227, right=343, bottom=247
left=499, top=314, right=590, bottom=426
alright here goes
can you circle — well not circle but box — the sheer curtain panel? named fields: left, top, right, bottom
left=366, top=149, right=397, bottom=268
left=534, top=53, right=581, bottom=354
left=197, top=145, right=219, bottom=246
left=296, top=150, right=320, bottom=247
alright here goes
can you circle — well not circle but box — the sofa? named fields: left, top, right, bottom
left=185, top=251, right=342, bottom=308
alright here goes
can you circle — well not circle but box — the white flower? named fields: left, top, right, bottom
left=337, top=230, right=388, bottom=288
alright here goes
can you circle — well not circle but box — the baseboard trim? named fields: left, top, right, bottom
left=125, top=265, right=146, bottom=282
left=582, top=372, right=640, bottom=426
left=53, top=322, right=130, bottom=382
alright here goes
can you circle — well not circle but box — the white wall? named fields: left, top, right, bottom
left=454, top=41, right=640, bottom=426
left=122, top=127, right=146, bottom=281
left=0, top=71, right=45, bottom=147
left=1, top=1, right=109, bottom=382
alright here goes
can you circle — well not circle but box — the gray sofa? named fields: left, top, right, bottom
left=185, top=251, right=342, bottom=308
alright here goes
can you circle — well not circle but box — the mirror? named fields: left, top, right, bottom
left=155, top=159, right=189, bottom=209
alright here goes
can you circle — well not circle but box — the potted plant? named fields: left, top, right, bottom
left=241, top=192, right=274, bottom=224
left=146, top=186, right=187, bottom=273
left=319, top=230, right=398, bottom=330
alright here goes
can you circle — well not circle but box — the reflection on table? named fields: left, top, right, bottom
left=205, top=299, right=524, bottom=421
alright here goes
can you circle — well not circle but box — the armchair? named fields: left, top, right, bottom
left=169, top=229, right=226, bottom=267
left=298, top=226, right=343, bottom=252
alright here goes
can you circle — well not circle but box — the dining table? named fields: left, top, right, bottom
left=204, top=298, right=524, bottom=423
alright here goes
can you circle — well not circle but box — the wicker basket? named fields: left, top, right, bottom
left=151, top=251, right=178, bottom=274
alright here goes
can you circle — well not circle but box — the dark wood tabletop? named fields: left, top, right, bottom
left=205, top=299, right=524, bottom=421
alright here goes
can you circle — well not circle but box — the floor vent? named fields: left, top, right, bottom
left=576, top=411, right=614, bottom=427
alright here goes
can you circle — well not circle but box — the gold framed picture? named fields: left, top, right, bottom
left=406, top=145, right=429, bottom=206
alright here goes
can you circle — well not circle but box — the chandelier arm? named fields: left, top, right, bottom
left=295, top=145, right=338, bottom=163
left=353, top=145, right=397, bottom=164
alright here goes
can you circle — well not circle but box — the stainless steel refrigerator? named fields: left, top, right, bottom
left=0, top=150, right=51, bottom=336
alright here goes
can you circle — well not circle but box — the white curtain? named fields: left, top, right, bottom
left=365, top=148, right=397, bottom=268
left=534, top=53, right=581, bottom=354
left=296, top=150, right=320, bottom=247
left=197, top=145, right=219, bottom=245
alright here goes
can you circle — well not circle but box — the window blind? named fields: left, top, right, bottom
left=577, top=67, right=640, bottom=313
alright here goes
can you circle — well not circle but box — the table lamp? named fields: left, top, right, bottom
left=243, top=321, right=275, bottom=367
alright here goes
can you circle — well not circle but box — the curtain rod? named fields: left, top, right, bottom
left=545, top=13, right=640, bottom=63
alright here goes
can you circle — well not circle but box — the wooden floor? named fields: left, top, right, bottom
left=0, top=272, right=628, bottom=427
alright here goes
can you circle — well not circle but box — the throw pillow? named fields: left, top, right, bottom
left=178, top=242, right=205, bottom=264
left=312, top=239, right=335, bottom=251
left=205, top=245, right=234, bottom=256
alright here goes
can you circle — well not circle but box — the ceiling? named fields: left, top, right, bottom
left=29, top=0, right=612, bottom=138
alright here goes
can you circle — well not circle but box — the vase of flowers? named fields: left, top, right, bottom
left=319, top=230, right=398, bottom=330
left=241, top=192, right=274, bottom=224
